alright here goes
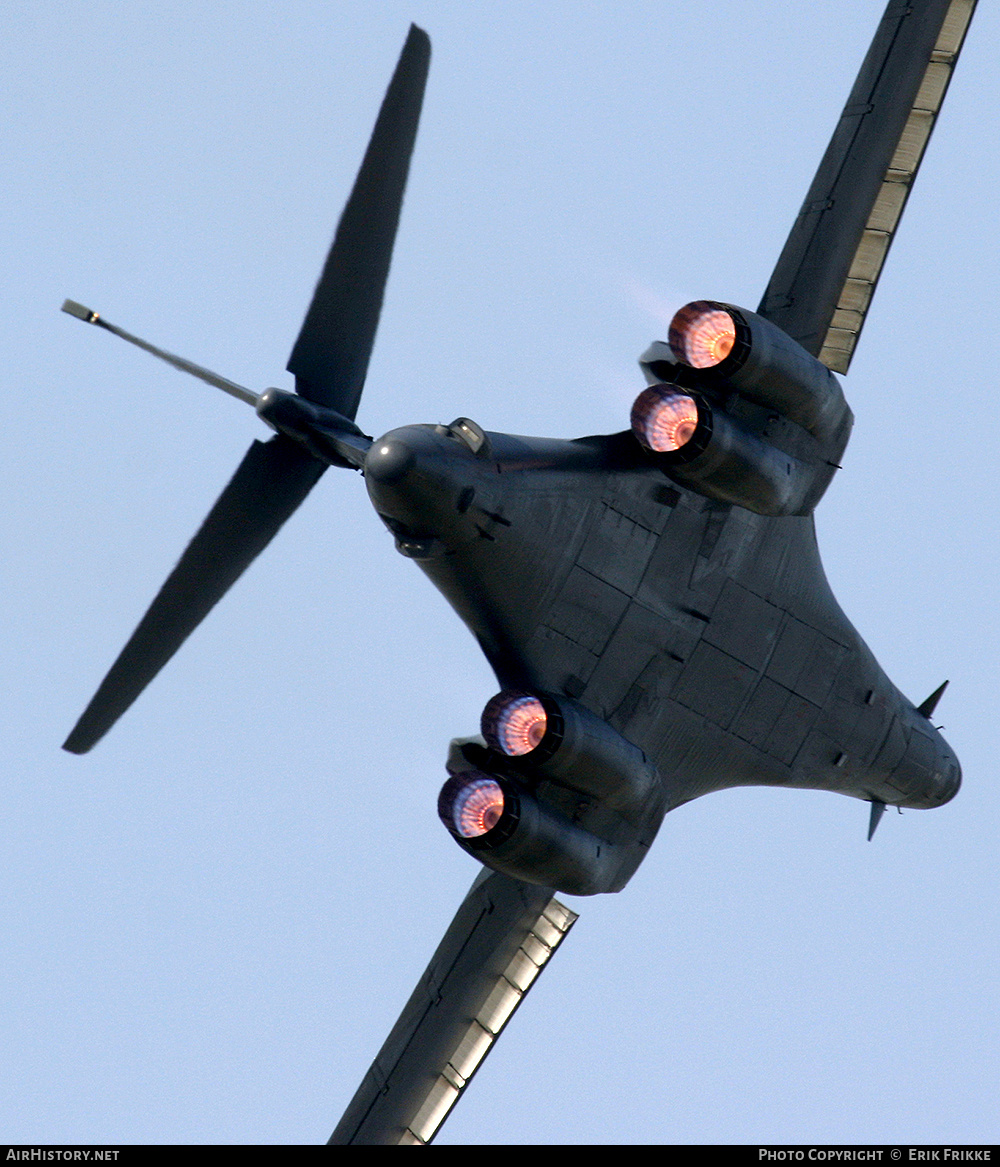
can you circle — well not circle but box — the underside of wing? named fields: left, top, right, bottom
left=329, top=870, right=577, bottom=1145
left=758, top=0, right=976, bottom=373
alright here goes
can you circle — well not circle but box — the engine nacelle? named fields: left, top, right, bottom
left=631, top=384, right=810, bottom=515
left=665, top=300, right=851, bottom=447
left=480, top=690, right=655, bottom=808
left=436, top=695, right=662, bottom=894
left=437, top=768, right=626, bottom=895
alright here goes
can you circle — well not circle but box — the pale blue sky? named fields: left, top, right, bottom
left=3, top=0, right=998, bottom=1145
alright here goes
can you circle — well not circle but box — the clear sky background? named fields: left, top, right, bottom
left=3, top=0, right=997, bottom=1147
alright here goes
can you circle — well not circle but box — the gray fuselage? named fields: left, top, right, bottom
left=365, top=421, right=960, bottom=889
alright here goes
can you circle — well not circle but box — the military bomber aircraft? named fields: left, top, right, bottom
left=62, top=0, right=976, bottom=1144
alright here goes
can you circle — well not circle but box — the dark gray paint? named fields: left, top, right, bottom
left=365, top=423, right=959, bottom=858
left=330, top=870, right=563, bottom=1145
left=758, top=0, right=975, bottom=366
left=59, top=0, right=973, bottom=1146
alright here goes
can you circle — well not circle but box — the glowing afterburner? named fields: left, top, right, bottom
left=449, top=774, right=505, bottom=838
left=669, top=301, right=736, bottom=368
left=481, top=692, right=548, bottom=756
left=631, top=386, right=700, bottom=453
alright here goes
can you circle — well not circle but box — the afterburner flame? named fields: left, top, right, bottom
left=670, top=303, right=736, bottom=368
left=631, top=387, right=700, bottom=452
left=482, top=692, right=548, bottom=756
left=452, top=776, right=505, bottom=837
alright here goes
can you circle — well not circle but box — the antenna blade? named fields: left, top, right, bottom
left=62, top=300, right=259, bottom=406
left=757, top=0, right=977, bottom=373
left=63, top=435, right=325, bottom=754
left=330, top=870, right=577, bottom=1145
left=287, top=25, right=430, bottom=418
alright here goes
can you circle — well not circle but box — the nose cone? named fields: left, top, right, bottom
left=900, top=722, right=963, bottom=807
left=927, top=721, right=961, bottom=805
left=365, top=437, right=416, bottom=484
left=939, top=748, right=962, bottom=804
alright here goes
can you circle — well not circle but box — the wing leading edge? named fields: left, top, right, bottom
left=758, top=0, right=976, bottom=373
left=329, top=871, right=577, bottom=1145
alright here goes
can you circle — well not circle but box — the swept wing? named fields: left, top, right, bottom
left=758, top=0, right=976, bottom=372
left=330, top=871, right=576, bottom=1145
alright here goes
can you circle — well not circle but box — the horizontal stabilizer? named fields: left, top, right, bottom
left=329, top=870, right=577, bottom=1145
left=63, top=435, right=325, bottom=753
left=287, top=24, right=430, bottom=418
left=758, top=0, right=977, bottom=373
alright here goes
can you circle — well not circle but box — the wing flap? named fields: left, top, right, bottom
left=330, top=870, right=577, bottom=1145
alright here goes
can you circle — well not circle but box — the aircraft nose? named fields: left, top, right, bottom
left=941, top=753, right=962, bottom=803
left=365, top=438, right=416, bottom=484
